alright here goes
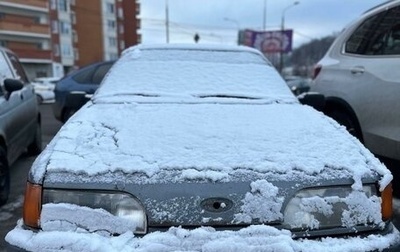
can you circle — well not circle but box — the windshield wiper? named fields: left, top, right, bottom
left=197, top=94, right=261, bottom=100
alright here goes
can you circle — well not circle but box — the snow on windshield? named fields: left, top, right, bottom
left=94, top=45, right=297, bottom=104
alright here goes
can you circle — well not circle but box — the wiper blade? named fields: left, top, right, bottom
left=130, top=93, right=160, bottom=97
left=197, top=94, right=261, bottom=100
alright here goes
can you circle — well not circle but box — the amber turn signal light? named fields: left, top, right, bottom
left=23, top=182, right=42, bottom=229
left=381, top=183, right=393, bottom=221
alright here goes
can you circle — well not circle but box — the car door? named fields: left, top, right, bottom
left=2, top=51, right=37, bottom=163
left=336, top=5, right=400, bottom=159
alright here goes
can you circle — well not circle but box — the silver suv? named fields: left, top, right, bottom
left=310, top=0, right=400, bottom=162
left=0, top=47, right=41, bottom=205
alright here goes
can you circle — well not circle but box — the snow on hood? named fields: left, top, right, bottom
left=29, top=44, right=392, bottom=190
left=30, top=101, right=391, bottom=190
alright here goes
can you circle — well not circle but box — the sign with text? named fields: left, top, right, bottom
left=239, top=29, right=293, bottom=54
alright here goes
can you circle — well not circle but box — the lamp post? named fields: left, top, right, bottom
left=165, top=0, right=169, bottom=43
left=263, top=0, right=267, bottom=30
left=279, top=1, right=299, bottom=73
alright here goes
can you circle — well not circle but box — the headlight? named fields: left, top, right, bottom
left=42, top=189, right=147, bottom=234
left=283, top=185, right=381, bottom=230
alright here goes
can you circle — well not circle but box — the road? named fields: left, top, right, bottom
left=0, top=104, right=400, bottom=251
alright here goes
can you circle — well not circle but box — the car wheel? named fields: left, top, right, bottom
left=0, top=146, right=10, bottom=206
left=328, top=110, right=362, bottom=141
left=62, top=108, right=76, bottom=123
left=27, top=123, right=42, bottom=156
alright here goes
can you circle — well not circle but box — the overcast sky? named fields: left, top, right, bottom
left=139, top=0, right=386, bottom=48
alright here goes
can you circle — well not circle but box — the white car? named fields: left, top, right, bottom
left=5, top=44, right=400, bottom=251
left=310, top=0, right=400, bottom=162
left=32, top=77, right=60, bottom=104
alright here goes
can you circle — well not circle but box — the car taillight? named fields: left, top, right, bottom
left=23, top=181, right=42, bottom=229
left=381, top=183, right=393, bottom=221
left=313, top=64, right=322, bottom=80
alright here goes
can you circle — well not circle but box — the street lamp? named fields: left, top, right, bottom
left=279, top=1, right=299, bottom=73
left=165, top=0, right=169, bottom=43
left=263, top=0, right=267, bottom=30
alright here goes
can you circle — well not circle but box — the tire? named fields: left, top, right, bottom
left=27, top=122, right=42, bottom=156
left=0, top=146, right=9, bottom=206
left=328, top=109, right=362, bottom=141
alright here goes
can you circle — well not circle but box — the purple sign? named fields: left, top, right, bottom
left=239, top=29, right=293, bottom=54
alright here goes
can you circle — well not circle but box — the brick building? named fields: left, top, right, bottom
left=0, top=0, right=141, bottom=80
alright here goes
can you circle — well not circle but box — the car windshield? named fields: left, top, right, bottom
left=94, top=46, right=297, bottom=104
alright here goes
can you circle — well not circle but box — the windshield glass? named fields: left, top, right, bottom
left=95, top=46, right=296, bottom=104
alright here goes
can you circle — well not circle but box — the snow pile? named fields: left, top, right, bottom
left=6, top=221, right=400, bottom=252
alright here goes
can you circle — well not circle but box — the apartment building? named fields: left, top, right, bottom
left=0, top=0, right=140, bottom=80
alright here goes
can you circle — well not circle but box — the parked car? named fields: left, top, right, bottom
left=31, top=77, right=60, bottom=104
left=52, top=60, right=115, bottom=123
left=284, top=75, right=311, bottom=95
left=310, top=0, right=400, bottom=163
left=0, top=47, right=41, bottom=206
left=5, top=44, right=400, bottom=251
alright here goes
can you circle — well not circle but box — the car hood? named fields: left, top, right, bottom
left=30, top=101, right=392, bottom=231
left=31, top=101, right=391, bottom=189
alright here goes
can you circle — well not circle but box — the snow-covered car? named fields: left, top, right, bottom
left=5, top=44, right=400, bottom=251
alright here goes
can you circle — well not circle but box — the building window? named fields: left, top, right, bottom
left=109, top=53, right=118, bottom=60
left=74, top=48, right=79, bottom=60
left=71, top=12, right=76, bottom=24
left=108, top=37, right=117, bottom=47
left=107, top=20, right=116, bottom=30
left=118, top=7, right=123, bottom=18
left=51, top=20, right=59, bottom=33
left=72, top=30, right=78, bottom=43
left=120, top=41, right=125, bottom=50
left=50, top=0, right=57, bottom=10
left=58, top=0, right=68, bottom=12
left=106, top=3, right=115, bottom=14
left=61, top=44, right=73, bottom=57
left=53, top=44, right=60, bottom=57
left=70, top=0, right=76, bottom=6
left=119, top=24, right=124, bottom=34
left=60, top=21, right=71, bottom=35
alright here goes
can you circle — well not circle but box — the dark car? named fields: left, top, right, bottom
left=0, top=47, right=41, bottom=206
left=52, top=60, right=115, bottom=123
left=284, top=75, right=311, bottom=95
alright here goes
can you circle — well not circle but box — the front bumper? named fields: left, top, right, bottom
left=5, top=222, right=400, bottom=252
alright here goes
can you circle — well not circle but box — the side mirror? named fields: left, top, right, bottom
left=297, top=92, right=325, bottom=112
left=4, top=79, right=24, bottom=93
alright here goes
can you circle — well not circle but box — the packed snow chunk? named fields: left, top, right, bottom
left=341, top=190, right=383, bottom=228
left=41, top=203, right=140, bottom=235
left=234, top=180, right=283, bottom=223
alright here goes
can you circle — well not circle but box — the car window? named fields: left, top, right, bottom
left=6, top=52, right=29, bottom=84
left=345, top=6, right=400, bottom=55
left=92, top=63, right=113, bottom=84
left=72, top=65, right=96, bottom=84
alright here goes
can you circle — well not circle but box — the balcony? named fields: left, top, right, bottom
left=11, top=48, right=52, bottom=61
left=0, top=20, right=49, bottom=37
left=0, top=0, right=48, bottom=9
